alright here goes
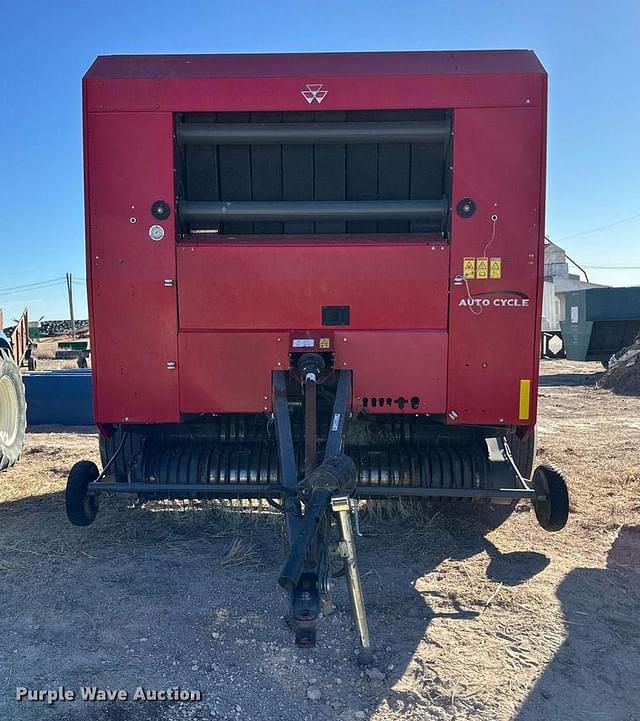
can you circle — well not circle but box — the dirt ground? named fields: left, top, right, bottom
left=1, top=359, right=639, bottom=721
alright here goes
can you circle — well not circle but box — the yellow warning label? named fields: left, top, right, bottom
left=319, top=337, right=330, bottom=349
left=519, top=379, right=531, bottom=420
left=476, top=257, right=488, bottom=279
left=463, top=257, right=476, bottom=279
left=490, top=257, right=502, bottom=279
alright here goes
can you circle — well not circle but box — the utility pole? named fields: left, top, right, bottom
left=66, top=273, right=76, bottom=338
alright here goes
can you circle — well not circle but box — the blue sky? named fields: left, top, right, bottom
left=1, top=0, right=639, bottom=321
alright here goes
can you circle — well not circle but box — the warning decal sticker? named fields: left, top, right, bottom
left=461, top=257, right=503, bottom=281
left=463, top=257, right=476, bottom=279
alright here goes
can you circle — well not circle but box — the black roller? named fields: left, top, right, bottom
left=176, top=120, right=451, bottom=146
left=138, top=440, right=490, bottom=495
left=179, top=199, right=448, bottom=224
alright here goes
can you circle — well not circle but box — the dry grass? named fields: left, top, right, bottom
left=1, top=359, right=639, bottom=720
left=220, top=537, right=259, bottom=568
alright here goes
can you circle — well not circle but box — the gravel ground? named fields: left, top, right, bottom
left=1, top=360, right=639, bottom=720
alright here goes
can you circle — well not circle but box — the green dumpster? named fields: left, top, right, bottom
left=560, top=287, right=640, bottom=363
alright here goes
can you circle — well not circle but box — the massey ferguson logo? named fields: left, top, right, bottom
left=301, top=83, right=328, bottom=104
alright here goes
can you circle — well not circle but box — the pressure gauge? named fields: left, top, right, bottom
left=149, top=224, right=165, bottom=241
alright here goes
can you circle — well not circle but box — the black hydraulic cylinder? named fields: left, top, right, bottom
left=179, top=199, right=447, bottom=224
left=176, top=120, right=451, bottom=146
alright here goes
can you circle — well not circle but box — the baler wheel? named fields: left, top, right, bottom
left=532, top=464, right=569, bottom=532
left=66, top=460, right=100, bottom=526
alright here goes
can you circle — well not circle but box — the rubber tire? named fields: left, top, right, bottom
left=505, top=427, right=536, bottom=479
left=99, top=426, right=143, bottom=480
left=532, top=464, right=569, bottom=532
left=66, top=460, right=100, bottom=526
left=0, top=350, right=27, bottom=471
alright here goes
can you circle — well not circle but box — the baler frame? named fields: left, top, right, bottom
left=68, top=49, right=571, bottom=662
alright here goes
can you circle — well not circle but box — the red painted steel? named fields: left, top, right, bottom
left=447, top=107, right=545, bottom=426
left=179, top=333, right=289, bottom=413
left=83, top=50, right=547, bottom=428
left=177, top=243, right=449, bottom=331
left=334, top=332, right=448, bottom=413
left=84, top=112, right=180, bottom=423
left=86, top=50, right=545, bottom=79
left=84, top=51, right=544, bottom=113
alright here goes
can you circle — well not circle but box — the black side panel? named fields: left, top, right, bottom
left=250, top=112, right=283, bottom=234
left=345, top=110, right=380, bottom=233
left=282, top=113, right=314, bottom=234
left=176, top=109, right=450, bottom=236
left=314, top=111, right=347, bottom=234
left=217, top=113, right=252, bottom=234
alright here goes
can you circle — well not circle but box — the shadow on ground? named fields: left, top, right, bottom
left=538, top=372, right=602, bottom=388
left=0, top=487, right=556, bottom=720
left=515, top=525, right=640, bottom=721
left=353, top=504, right=549, bottom=714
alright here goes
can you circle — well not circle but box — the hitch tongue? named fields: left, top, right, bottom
left=331, top=494, right=373, bottom=666
left=278, top=454, right=357, bottom=592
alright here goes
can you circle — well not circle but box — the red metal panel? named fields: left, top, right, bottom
left=178, top=330, right=446, bottom=414
left=177, top=242, right=449, bottom=331
left=86, top=51, right=545, bottom=79
left=86, top=74, right=541, bottom=114
left=447, top=106, right=546, bottom=426
left=529, top=75, right=549, bottom=429
left=178, top=333, right=289, bottom=413
left=82, top=52, right=547, bottom=427
left=85, top=112, right=179, bottom=423
left=334, top=331, right=448, bottom=414
left=85, top=51, right=544, bottom=113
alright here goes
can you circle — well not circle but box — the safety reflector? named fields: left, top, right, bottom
left=518, top=379, right=531, bottom=420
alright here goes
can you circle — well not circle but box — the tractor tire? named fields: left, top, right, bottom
left=65, top=460, right=100, bottom=526
left=99, top=426, right=143, bottom=480
left=0, top=349, right=27, bottom=471
left=505, top=427, right=536, bottom=479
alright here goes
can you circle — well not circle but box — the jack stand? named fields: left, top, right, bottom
left=331, top=494, right=373, bottom=666
left=291, top=572, right=321, bottom=647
